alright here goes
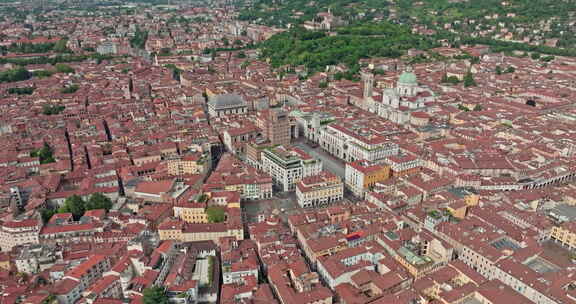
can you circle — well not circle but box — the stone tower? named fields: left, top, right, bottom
left=362, top=72, right=374, bottom=99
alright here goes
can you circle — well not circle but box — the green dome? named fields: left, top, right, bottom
left=398, top=71, right=417, bottom=85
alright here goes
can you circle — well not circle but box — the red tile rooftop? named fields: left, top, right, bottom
left=22, top=294, right=49, bottom=304
left=83, top=209, right=106, bottom=218
left=347, top=160, right=387, bottom=174
left=2, top=218, right=40, bottom=229
left=41, top=222, right=99, bottom=235
left=158, top=220, right=184, bottom=230
left=65, top=254, right=107, bottom=279
left=52, top=278, right=79, bottom=295
left=87, top=275, right=119, bottom=295
left=167, top=279, right=198, bottom=292
left=134, top=179, right=174, bottom=194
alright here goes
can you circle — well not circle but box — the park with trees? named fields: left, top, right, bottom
left=40, top=193, right=114, bottom=223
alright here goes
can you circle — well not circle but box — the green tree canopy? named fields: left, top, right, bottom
left=130, top=27, right=148, bottom=49
left=59, top=195, right=86, bottom=220
left=457, top=104, right=470, bottom=112
left=40, top=208, right=56, bottom=223
left=441, top=74, right=460, bottom=85
left=0, top=66, right=31, bottom=83
left=9, top=42, right=54, bottom=54
left=260, top=24, right=435, bottom=76
left=33, top=70, right=55, bottom=78
left=42, top=104, right=65, bottom=115
left=7, top=87, right=34, bottom=95
left=41, top=192, right=112, bottom=223
left=0, top=54, right=112, bottom=67
left=143, top=287, right=169, bottom=304
left=55, top=63, right=75, bottom=74
left=206, top=207, right=226, bottom=223
left=30, top=142, right=56, bottom=164
left=159, top=48, right=172, bottom=56
left=463, top=71, right=477, bottom=87
left=53, top=39, right=70, bottom=53
left=60, top=84, right=79, bottom=94
left=86, top=193, right=113, bottom=211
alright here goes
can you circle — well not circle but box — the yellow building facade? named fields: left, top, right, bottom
left=167, top=153, right=208, bottom=176
left=550, top=224, right=576, bottom=250
left=363, top=165, right=391, bottom=189
left=158, top=223, right=244, bottom=243
left=174, top=203, right=209, bottom=223
left=345, top=161, right=391, bottom=197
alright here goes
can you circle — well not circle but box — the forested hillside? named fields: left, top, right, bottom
left=260, top=23, right=437, bottom=78
left=242, top=0, right=576, bottom=49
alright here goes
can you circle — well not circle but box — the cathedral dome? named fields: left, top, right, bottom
left=398, top=71, right=417, bottom=85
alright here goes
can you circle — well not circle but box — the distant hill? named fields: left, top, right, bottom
left=246, top=0, right=576, bottom=77
left=241, top=0, right=576, bottom=50
left=259, top=23, right=437, bottom=79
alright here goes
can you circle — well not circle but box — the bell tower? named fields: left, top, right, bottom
left=362, top=72, right=374, bottom=99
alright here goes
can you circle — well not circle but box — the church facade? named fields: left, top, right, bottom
left=362, top=69, right=435, bottom=125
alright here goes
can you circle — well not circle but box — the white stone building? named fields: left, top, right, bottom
left=373, top=69, right=435, bottom=125
left=319, top=124, right=399, bottom=162
left=261, top=146, right=322, bottom=191
left=0, top=218, right=41, bottom=252
left=296, top=171, right=344, bottom=208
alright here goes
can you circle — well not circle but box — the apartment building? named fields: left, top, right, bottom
left=53, top=279, right=83, bottom=304
left=316, top=244, right=385, bottom=290
left=0, top=218, right=41, bottom=252
left=221, top=238, right=259, bottom=285
left=296, top=171, right=344, bottom=208
left=436, top=217, right=563, bottom=304
left=158, top=220, right=244, bottom=243
left=261, top=146, right=322, bottom=191
left=549, top=222, right=576, bottom=250
left=82, top=275, right=123, bottom=301
left=174, top=202, right=209, bottom=224
left=167, top=152, right=210, bottom=176
left=386, top=154, right=421, bottom=177
left=345, top=160, right=391, bottom=198
left=64, top=255, right=112, bottom=291
left=319, top=124, right=399, bottom=162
